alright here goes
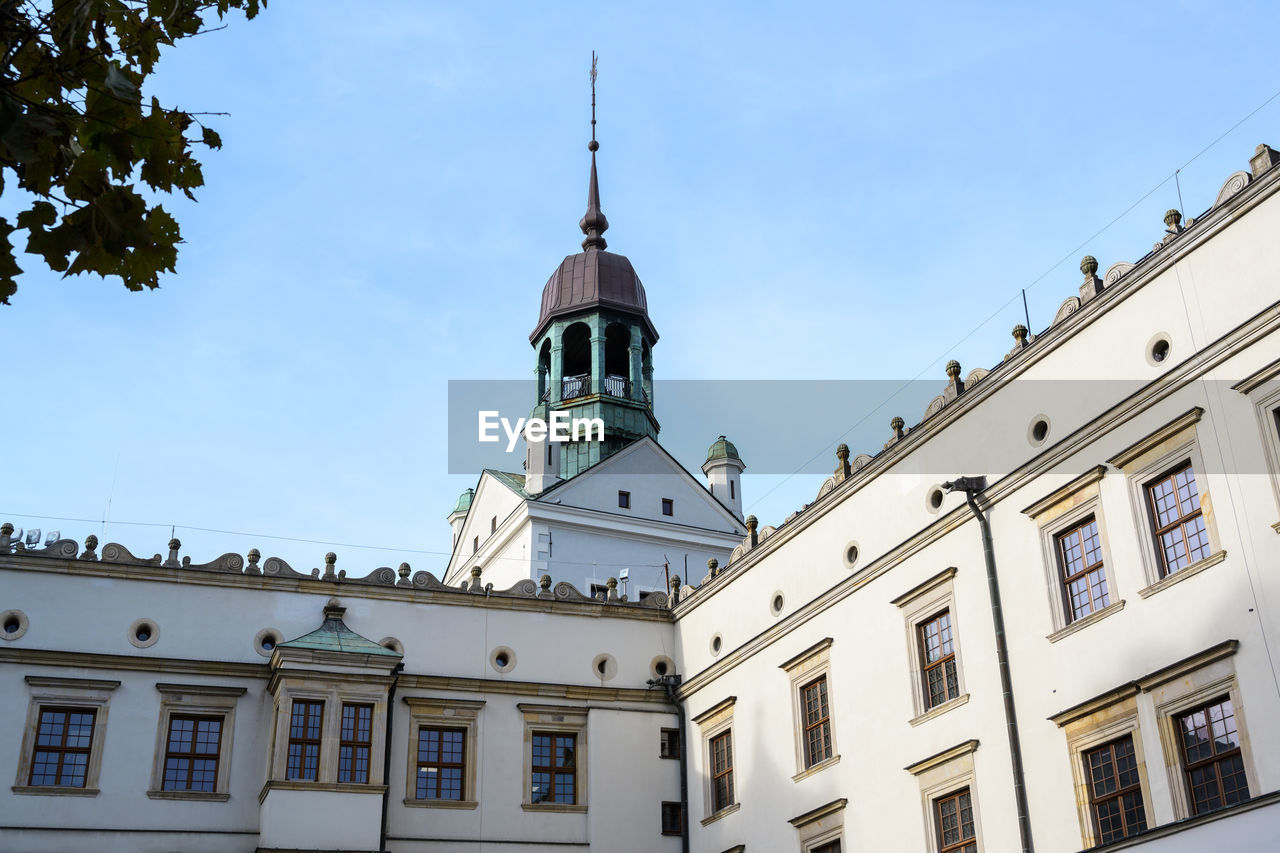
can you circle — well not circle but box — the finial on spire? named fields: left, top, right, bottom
left=580, top=51, right=608, bottom=251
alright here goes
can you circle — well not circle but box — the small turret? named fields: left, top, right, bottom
left=447, top=488, right=473, bottom=548
left=703, top=435, right=745, bottom=521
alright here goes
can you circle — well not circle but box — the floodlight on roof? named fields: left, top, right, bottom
left=45, top=530, right=60, bottom=545
left=25, top=529, right=41, bottom=547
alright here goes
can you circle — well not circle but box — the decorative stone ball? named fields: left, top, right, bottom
left=945, top=360, right=961, bottom=379
left=836, top=443, right=849, bottom=457
left=540, top=574, right=552, bottom=590
left=1081, top=255, right=1098, bottom=276
left=891, top=416, right=905, bottom=431
left=84, top=534, right=98, bottom=550
left=745, top=515, right=758, bottom=530
left=1164, top=209, right=1182, bottom=226
left=1013, top=324, right=1028, bottom=341
left=1, top=523, right=12, bottom=536
left=471, top=566, right=482, bottom=578
left=670, top=574, right=681, bottom=589
left=398, top=562, right=411, bottom=579
left=607, top=577, right=618, bottom=589
left=708, top=557, right=719, bottom=570
left=324, top=551, right=337, bottom=565
left=248, top=548, right=261, bottom=562
left=168, top=538, right=181, bottom=550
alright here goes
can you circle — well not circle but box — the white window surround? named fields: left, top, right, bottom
left=147, top=682, right=246, bottom=801
left=905, top=739, right=983, bottom=853
left=1049, top=685, right=1154, bottom=848
left=1107, top=407, right=1225, bottom=595
left=892, top=567, right=969, bottom=723
left=402, top=695, right=483, bottom=809
left=692, top=695, right=738, bottom=824
left=266, top=685, right=390, bottom=789
left=1231, top=360, right=1280, bottom=527
left=517, top=702, right=588, bottom=813
left=14, top=675, right=120, bottom=797
left=779, top=637, right=840, bottom=779
left=1021, top=465, right=1126, bottom=638
left=789, top=797, right=847, bottom=851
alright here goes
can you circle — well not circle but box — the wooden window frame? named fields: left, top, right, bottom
left=531, top=730, right=578, bottom=805
left=919, top=610, right=961, bottom=712
left=934, top=787, right=978, bottom=853
left=286, top=699, right=324, bottom=781
left=28, top=707, right=96, bottom=788
left=337, top=702, right=373, bottom=784
left=709, top=729, right=735, bottom=813
left=660, top=727, right=681, bottom=760
left=907, top=739, right=982, bottom=853
left=1083, top=734, right=1148, bottom=844
left=661, top=800, right=684, bottom=836
left=693, top=695, right=738, bottom=824
left=781, top=637, right=839, bottom=778
left=518, top=703, right=587, bottom=813
left=1055, top=516, right=1112, bottom=622
left=415, top=725, right=467, bottom=801
left=161, top=714, right=223, bottom=793
left=801, top=676, right=833, bottom=768
left=14, top=676, right=118, bottom=798
left=1174, top=696, right=1250, bottom=816
left=1144, top=462, right=1211, bottom=578
left=1231, top=364, right=1280, bottom=523
left=147, top=682, right=243, bottom=801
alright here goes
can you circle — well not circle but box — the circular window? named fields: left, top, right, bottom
left=842, top=541, right=860, bottom=570
left=490, top=646, right=517, bottom=674
left=650, top=655, right=675, bottom=679
left=0, top=609, right=28, bottom=641
left=770, top=591, right=785, bottom=617
left=253, top=628, right=282, bottom=658
left=926, top=485, right=946, bottom=514
left=710, top=633, right=723, bottom=656
left=591, top=653, right=617, bottom=681
left=1146, top=333, right=1173, bottom=367
left=1028, top=414, right=1051, bottom=447
left=379, top=636, right=404, bottom=655
left=128, top=618, right=159, bottom=649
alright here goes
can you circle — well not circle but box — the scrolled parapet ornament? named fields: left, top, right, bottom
left=100, top=542, right=162, bottom=566
left=348, top=566, right=398, bottom=586
left=1213, top=170, right=1251, bottom=208
left=183, top=553, right=245, bottom=573
left=1051, top=296, right=1081, bottom=326
left=817, top=477, right=836, bottom=498
left=964, top=367, right=990, bottom=387
left=412, top=570, right=449, bottom=590
left=554, top=581, right=591, bottom=602
left=639, top=590, right=669, bottom=609
left=1103, top=261, right=1135, bottom=287
left=500, top=579, right=539, bottom=597
left=922, top=395, right=946, bottom=422
left=38, top=539, right=81, bottom=559
left=262, top=556, right=307, bottom=578
left=852, top=453, right=872, bottom=472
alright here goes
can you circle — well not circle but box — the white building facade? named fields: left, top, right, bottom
left=2, top=141, right=1280, bottom=853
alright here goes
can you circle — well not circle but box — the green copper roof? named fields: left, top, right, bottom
left=485, top=470, right=529, bottom=499
left=278, top=601, right=401, bottom=657
left=705, top=435, right=740, bottom=463
left=450, top=488, right=475, bottom=515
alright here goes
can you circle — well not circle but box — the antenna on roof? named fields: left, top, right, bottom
left=590, top=51, right=598, bottom=146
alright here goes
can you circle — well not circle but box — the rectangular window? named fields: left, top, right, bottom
left=531, top=731, right=576, bottom=804
left=662, top=498, right=674, bottom=516
left=710, top=730, right=734, bottom=812
left=935, top=788, right=977, bottom=853
left=286, top=699, right=324, bottom=781
left=812, top=843, right=841, bottom=853
left=161, top=715, right=222, bottom=792
left=415, top=726, right=465, bottom=800
left=1056, top=518, right=1111, bottom=622
left=618, top=490, right=631, bottom=509
left=1145, top=462, right=1210, bottom=577
left=337, top=703, right=372, bottom=783
left=659, top=727, right=681, bottom=759
left=730, top=480, right=735, bottom=500
left=1084, top=734, right=1147, bottom=844
left=801, top=676, right=833, bottom=768
left=1176, top=697, right=1250, bottom=815
left=490, top=516, right=496, bottom=533
left=661, top=801, right=684, bottom=835
left=472, top=535, right=478, bottom=554
left=920, top=611, right=960, bottom=710
left=29, top=707, right=95, bottom=787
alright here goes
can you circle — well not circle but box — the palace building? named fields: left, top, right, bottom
left=3, top=130, right=1280, bottom=853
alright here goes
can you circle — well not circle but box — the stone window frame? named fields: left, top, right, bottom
left=1022, top=465, right=1126, bottom=639
left=779, top=637, right=840, bottom=780
left=13, top=675, right=119, bottom=797
left=1232, top=361, right=1280, bottom=527
left=147, top=682, right=246, bottom=801
left=1139, top=640, right=1258, bottom=823
left=892, top=567, right=969, bottom=724
left=789, top=797, right=847, bottom=852
left=1107, top=407, right=1226, bottom=597
left=692, top=695, right=739, bottom=825
left=905, top=739, right=984, bottom=853
left=1049, top=685, right=1155, bottom=848
left=517, top=703, right=588, bottom=813
left=401, top=695, right=483, bottom=810
left=267, top=683, right=389, bottom=787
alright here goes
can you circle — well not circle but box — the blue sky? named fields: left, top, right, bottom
left=3, top=1, right=1276, bottom=576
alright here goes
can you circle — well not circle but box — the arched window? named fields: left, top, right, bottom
left=561, top=323, right=591, bottom=400
left=604, top=323, right=630, bottom=397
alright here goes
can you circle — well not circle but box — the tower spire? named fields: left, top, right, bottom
left=579, top=51, right=608, bottom=251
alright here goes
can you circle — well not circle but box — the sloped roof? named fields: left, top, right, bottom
left=279, top=600, right=400, bottom=657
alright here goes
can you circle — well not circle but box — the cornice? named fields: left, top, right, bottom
left=1106, top=407, right=1204, bottom=469
left=1020, top=465, right=1108, bottom=518
left=905, top=739, right=980, bottom=776
left=1231, top=355, right=1280, bottom=394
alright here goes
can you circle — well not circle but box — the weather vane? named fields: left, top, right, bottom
left=589, top=51, right=598, bottom=149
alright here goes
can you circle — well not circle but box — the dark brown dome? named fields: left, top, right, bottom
left=529, top=249, right=658, bottom=344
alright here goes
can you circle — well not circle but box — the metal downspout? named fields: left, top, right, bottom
left=380, top=662, right=404, bottom=853
left=650, top=674, right=690, bottom=853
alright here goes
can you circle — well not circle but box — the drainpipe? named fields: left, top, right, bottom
left=379, top=662, right=405, bottom=853
left=648, top=673, right=689, bottom=853
left=942, top=477, right=1034, bottom=853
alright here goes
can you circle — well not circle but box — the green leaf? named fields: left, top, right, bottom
left=201, top=127, right=222, bottom=150
left=0, top=218, right=22, bottom=305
